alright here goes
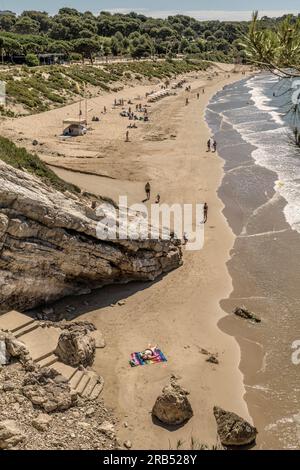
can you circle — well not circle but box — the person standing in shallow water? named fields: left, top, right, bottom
left=145, top=182, right=151, bottom=200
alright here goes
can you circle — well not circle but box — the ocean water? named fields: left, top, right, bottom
left=208, top=73, right=300, bottom=235
left=206, top=74, right=300, bottom=449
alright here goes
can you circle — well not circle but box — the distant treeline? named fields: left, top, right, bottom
left=0, top=9, right=299, bottom=64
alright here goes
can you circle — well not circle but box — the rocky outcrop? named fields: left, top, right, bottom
left=0, top=160, right=182, bottom=312
left=22, top=367, right=78, bottom=412
left=233, top=307, right=261, bottom=323
left=55, top=324, right=96, bottom=367
left=152, top=376, right=193, bottom=426
left=0, top=420, right=26, bottom=449
left=213, top=406, right=258, bottom=447
left=0, top=331, right=31, bottom=365
left=0, top=361, right=116, bottom=450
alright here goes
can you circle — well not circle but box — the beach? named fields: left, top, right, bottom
left=0, top=65, right=253, bottom=449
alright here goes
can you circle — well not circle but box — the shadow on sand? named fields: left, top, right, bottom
left=28, top=275, right=165, bottom=321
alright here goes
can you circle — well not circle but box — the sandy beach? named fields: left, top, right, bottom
left=0, top=64, right=253, bottom=449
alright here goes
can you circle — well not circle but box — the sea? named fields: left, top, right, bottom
left=206, top=73, right=300, bottom=449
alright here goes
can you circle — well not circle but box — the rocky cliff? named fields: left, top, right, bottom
left=0, top=160, right=182, bottom=313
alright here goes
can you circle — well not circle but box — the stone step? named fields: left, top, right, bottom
left=76, top=374, right=91, bottom=395
left=36, top=353, right=58, bottom=368
left=69, top=369, right=84, bottom=390
left=81, top=376, right=98, bottom=398
left=89, top=381, right=104, bottom=400
left=20, top=326, right=60, bottom=362
left=14, top=321, right=39, bottom=338
left=33, top=350, right=56, bottom=364
left=0, top=310, right=35, bottom=333
left=52, top=362, right=77, bottom=381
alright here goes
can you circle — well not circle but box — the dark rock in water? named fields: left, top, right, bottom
left=213, top=406, right=258, bottom=447
left=233, top=307, right=261, bottom=323
left=152, top=376, right=193, bottom=426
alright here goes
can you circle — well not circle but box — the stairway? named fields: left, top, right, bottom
left=0, top=310, right=104, bottom=400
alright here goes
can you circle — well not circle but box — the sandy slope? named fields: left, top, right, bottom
left=0, top=64, right=254, bottom=449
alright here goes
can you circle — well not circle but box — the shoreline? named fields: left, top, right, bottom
left=1, top=66, right=254, bottom=448
left=209, top=76, right=300, bottom=449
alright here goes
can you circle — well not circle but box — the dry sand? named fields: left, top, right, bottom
left=0, top=64, right=254, bottom=449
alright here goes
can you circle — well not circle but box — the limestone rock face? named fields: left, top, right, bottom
left=152, top=377, right=193, bottom=426
left=22, top=367, right=78, bottom=412
left=0, top=161, right=182, bottom=313
left=55, top=325, right=96, bottom=367
left=0, top=420, right=26, bottom=449
left=213, top=406, right=258, bottom=446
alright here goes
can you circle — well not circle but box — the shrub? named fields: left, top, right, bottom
left=25, top=53, right=39, bottom=67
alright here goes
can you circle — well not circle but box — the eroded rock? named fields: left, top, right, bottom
left=213, top=406, right=258, bottom=446
left=32, top=413, right=52, bottom=432
left=22, top=367, right=78, bottom=412
left=55, top=325, right=96, bottom=367
left=0, top=160, right=182, bottom=313
left=0, top=332, right=31, bottom=365
left=233, top=307, right=261, bottom=323
left=0, top=420, right=25, bottom=449
left=152, top=376, right=193, bottom=426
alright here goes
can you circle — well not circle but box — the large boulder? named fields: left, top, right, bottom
left=22, top=367, right=77, bottom=413
left=0, top=160, right=182, bottom=313
left=0, top=420, right=26, bottom=449
left=55, top=325, right=96, bottom=367
left=213, top=406, right=258, bottom=446
left=152, top=377, right=193, bottom=426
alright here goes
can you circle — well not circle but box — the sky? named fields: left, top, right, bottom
left=0, top=1, right=299, bottom=20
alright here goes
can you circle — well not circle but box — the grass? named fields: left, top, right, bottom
left=0, top=59, right=210, bottom=113
left=170, top=436, right=224, bottom=451
left=0, top=136, right=80, bottom=194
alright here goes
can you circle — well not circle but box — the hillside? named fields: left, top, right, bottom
left=0, top=59, right=209, bottom=114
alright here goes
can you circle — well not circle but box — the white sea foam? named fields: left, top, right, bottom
left=217, top=74, right=300, bottom=234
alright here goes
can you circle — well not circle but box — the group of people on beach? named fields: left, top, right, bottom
left=207, top=137, right=217, bottom=153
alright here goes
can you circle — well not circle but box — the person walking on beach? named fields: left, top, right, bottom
left=145, top=182, right=151, bottom=200
left=203, top=203, right=208, bottom=224
left=212, top=140, right=217, bottom=153
left=186, top=97, right=189, bottom=106
left=155, top=194, right=160, bottom=204
left=125, top=130, right=129, bottom=142
left=197, top=92, right=200, bottom=99
left=207, top=139, right=211, bottom=152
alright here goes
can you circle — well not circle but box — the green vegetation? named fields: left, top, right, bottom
left=0, top=9, right=250, bottom=63
left=0, top=136, right=80, bottom=194
left=242, top=12, right=300, bottom=76
left=0, top=59, right=209, bottom=113
left=242, top=13, right=300, bottom=146
left=0, top=9, right=298, bottom=64
left=25, top=52, right=39, bottom=66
